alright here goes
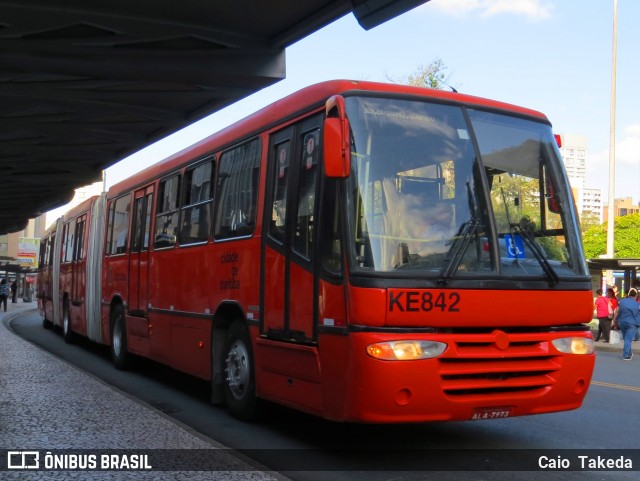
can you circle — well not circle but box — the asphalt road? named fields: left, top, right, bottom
left=9, top=310, right=640, bottom=481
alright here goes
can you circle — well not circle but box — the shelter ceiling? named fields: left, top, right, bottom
left=0, top=0, right=428, bottom=234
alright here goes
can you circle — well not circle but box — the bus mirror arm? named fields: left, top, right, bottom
left=323, top=96, right=351, bottom=178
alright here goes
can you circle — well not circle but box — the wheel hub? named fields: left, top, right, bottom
left=225, top=340, right=249, bottom=399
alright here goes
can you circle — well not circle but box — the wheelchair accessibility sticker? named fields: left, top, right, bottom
left=504, top=234, right=525, bottom=259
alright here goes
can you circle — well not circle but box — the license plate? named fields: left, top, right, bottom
left=471, top=406, right=512, bottom=420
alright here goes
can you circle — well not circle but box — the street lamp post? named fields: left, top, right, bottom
left=606, top=0, right=618, bottom=260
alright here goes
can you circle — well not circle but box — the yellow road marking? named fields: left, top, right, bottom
left=591, top=380, right=640, bottom=392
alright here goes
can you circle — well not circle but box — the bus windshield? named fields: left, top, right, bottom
left=344, top=95, right=587, bottom=280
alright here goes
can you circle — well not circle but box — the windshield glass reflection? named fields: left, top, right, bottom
left=344, top=96, right=586, bottom=279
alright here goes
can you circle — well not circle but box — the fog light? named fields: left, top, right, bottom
left=366, top=340, right=447, bottom=361
left=552, top=337, right=594, bottom=355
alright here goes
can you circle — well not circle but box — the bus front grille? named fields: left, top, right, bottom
left=438, top=334, right=562, bottom=397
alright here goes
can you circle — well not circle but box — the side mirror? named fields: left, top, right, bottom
left=323, top=96, right=351, bottom=178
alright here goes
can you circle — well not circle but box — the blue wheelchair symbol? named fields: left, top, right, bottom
left=504, top=234, right=525, bottom=259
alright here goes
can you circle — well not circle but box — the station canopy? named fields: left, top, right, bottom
left=587, top=258, right=640, bottom=272
left=0, top=0, right=428, bottom=234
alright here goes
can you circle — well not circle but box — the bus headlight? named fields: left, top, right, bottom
left=551, top=337, right=595, bottom=355
left=366, top=341, right=447, bottom=361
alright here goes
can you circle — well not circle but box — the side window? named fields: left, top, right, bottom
left=132, top=197, right=144, bottom=252
left=293, top=129, right=320, bottom=259
left=106, top=195, right=131, bottom=255
left=266, top=117, right=322, bottom=262
left=48, top=231, right=56, bottom=266
left=143, top=193, right=153, bottom=249
left=106, top=204, right=114, bottom=254
left=62, top=221, right=75, bottom=263
left=269, top=141, right=291, bottom=243
left=131, top=193, right=153, bottom=252
left=154, top=175, right=180, bottom=248
left=214, top=139, right=260, bottom=239
left=320, top=179, right=343, bottom=275
left=39, top=239, right=48, bottom=268
left=180, top=160, right=214, bottom=245
left=75, top=216, right=86, bottom=261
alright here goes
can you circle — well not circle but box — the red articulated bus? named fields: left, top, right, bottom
left=38, top=80, right=595, bottom=423
left=40, top=195, right=103, bottom=343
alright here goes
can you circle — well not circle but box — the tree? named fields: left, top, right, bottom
left=582, top=224, right=606, bottom=259
left=391, top=58, right=456, bottom=91
left=582, top=213, right=640, bottom=258
left=579, top=211, right=600, bottom=233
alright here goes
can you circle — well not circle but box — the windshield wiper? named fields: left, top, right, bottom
left=511, top=223, right=559, bottom=286
left=498, top=184, right=559, bottom=286
left=439, top=181, right=481, bottom=285
left=438, top=219, right=479, bottom=284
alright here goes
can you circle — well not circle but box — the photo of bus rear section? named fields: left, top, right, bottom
left=37, top=80, right=595, bottom=423
left=38, top=194, right=104, bottom=345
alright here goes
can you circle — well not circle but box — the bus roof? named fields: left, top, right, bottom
left=63, top=194, right=101, bottom=221
left=108, top=79, right=550, bottom=198
left=44, top=194, right=101, bottom=235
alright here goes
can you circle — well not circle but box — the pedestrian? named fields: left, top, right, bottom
left=0, top=279, right=10, bottom=312
left=612, top=285, right=620, bottom=300
left=594, top=289, right=614, bottom=342
left=10, top=280, right=17, bottom=304
left=607, top=287, right=619, bottom=330
left=616, top=289, right=640, bottom=361
left=630, top=279, right=640, bottom=342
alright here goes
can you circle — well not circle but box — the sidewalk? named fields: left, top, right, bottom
left=587, top=318, right=640, bottom=355
left=590, top=330, right=640, bottom=355
left=0, top=300, right=283, bottom=480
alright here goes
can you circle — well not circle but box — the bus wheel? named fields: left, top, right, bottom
left=111, top=305, right=131, bottom=370
left=223, top=320, right=258, bottom=421
left=42, top=295, right=53, bottom=329
left=62, top=299, right=74, bottom=344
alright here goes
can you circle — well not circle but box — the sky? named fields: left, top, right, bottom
left=49, top=0, right=640, bottom=221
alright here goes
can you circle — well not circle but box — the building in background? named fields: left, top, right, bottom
left=0, top=217, right=43, bottom=298
left=1, top=180, right=103, bottom=265
left=603, top=196, right=640, bottom=223
left=1, top=217, right=45, bottom=259
left=0, top=181, right=103, bottom=298
left=571, top=186, right=604, bottom=226
left=45, top=181, right=103, bottom=229
left=559, top=133, right=588, bottom=188
left=559, top=133, right=604, bottom=226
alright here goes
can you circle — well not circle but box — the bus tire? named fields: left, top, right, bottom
left=42, top=294, right=53, bottom=329
left=111, top=304, right=131, bottom=370
left=62, top=298, right=74, bottom=344
left=223, top=320, right=258, bottom=421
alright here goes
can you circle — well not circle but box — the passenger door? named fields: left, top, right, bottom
left=261, top=115, right=322, bottom=342
left=70, top=214, right=86, bottom=314
left=128, top=185, right=154, bottom=316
